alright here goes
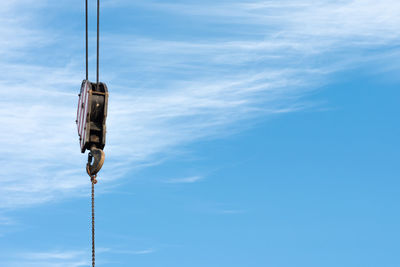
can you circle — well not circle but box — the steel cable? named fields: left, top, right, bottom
left=96, top=0, right=100, bottom=87
left=85, top=0, right=88, bottom=80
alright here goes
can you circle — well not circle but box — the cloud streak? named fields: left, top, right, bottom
left=0, top=0, right=399, bottom=210
left=1, top=247, right=155, bottom=267
left=166, top=176, right=203, bottom=184
left=0, top=250, right=90, bottom=267
left=100, top=248, right=156, bottom=255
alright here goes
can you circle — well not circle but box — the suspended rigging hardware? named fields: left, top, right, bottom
left=76, top=0, right=108, bottom=177
left=76, top=0, right=107, bottom=266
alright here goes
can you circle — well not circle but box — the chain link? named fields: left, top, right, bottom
left=91, top=175, right=97, bottom=267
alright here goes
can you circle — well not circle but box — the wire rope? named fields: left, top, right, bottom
left=96, top=0, right=100, bottom=87
left=85, top=0, right=88, bottom=80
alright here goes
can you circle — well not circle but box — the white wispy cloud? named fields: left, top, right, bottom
left=23, top=251, right=86, bottom=261
left=2, top=247, right=155, bottom=267
left=0, top=250, right=90, bottom=267
left=0, top=0, right=399, bottom=210
left=0, top=215, right=15, bottom=226
left=139, top=0, right=400, bottom=43
left=166, top=176, right=203, bottom=184
left=220, top=209, right=246, bottom=215
left=102, top=248, right=156, bottom=255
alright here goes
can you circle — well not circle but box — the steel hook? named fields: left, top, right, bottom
left=86, top=146, right=105, bottom=177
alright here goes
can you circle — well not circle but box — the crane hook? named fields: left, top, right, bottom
left=86, top=146, right=105, bottom=179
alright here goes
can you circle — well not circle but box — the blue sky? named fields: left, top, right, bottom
left=0, top=0, right=399, bottom=266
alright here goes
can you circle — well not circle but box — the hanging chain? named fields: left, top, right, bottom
left=87, top=152, right=98, bottom=267
left=91, top=175, right=97, bottom=267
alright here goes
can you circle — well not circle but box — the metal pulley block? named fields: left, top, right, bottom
left=77, top=80, right=109, bottom=175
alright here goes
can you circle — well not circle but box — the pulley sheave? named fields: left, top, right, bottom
left=77, top=80, right=108, bottom=153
